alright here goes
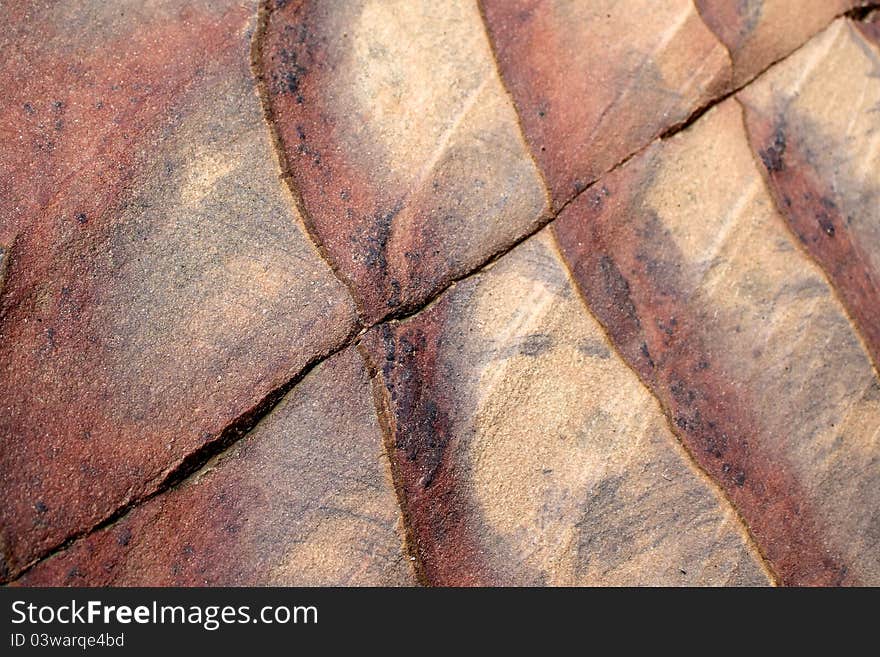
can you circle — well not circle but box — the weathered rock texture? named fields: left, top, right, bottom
left=18, top=349, right=413, bottom=586
left=261, top=0, right=550, bottom=322
left=0, top=0, right=355, bottom=580
left=739, top=18, right=880, bottom=370
left=553, top=98, right=880, bottom=586
left=481, top=0, right=731, bottom=207
left=362, top=232, right=770, bottom=586
left=2, top=1, right=878, bottom=587
left=695, top=0, right=869, bottom=86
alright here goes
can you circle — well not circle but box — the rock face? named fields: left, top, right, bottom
left=553, top=99, right=880, bottom=586
left=18, top=349, right=413, bottom=586
left=0, top=0, right=356, bottom=580
left=361, top=232, right=769, bottom=586
left=2, top=1, right=878, bottom=586
left=695, top=0, right=868, bottom=86
left=739, top=18, right=880, bottom=370
left=481, top=0, right=732, bottom=207
left=261, top=0, right=550, bottom=323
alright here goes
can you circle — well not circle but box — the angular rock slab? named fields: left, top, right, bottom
left=553, top=99, right=880, bottom=585
left=738, top=18, right=880, bottom=369
left=480, top=0, right=731, bottom=207
left=362, top=231, right=770, bottom=586
left=695, top=0, right=867, bottom=86
left=18, top=348, right=413, bottom=586
left=0, top=0, right=356, bottom=580
left=260, top=0, right=550, bottom=323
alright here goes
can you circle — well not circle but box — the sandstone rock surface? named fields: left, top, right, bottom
left=2, top=2, right=877, bottom=587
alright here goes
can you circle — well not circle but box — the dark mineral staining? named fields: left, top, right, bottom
left=117, top=527, right=132, bottom=547
left=577, top=340, right=612, bottom=359
left=759, top=127, right=787, bottom=172
left=741, top=103, right=880, bottom=370
left=388, top=279, right=402, bottom=309
left=276, top=45, right=305, bottom=95
left=599, top=255, right=641, bottom=328
left=363, top=204, right=402, bottom=283
left=589, top=185, right=611, bottom=211
left=519, top=333, right=553, bottom=357
left=817, top=212, right=835, bottom=237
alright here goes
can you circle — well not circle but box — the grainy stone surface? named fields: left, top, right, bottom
left=695, top=0, right=866, bottom=86
left=481, top=0, right=731, bottom=207
left=17, top=348, right=413, bottom=586
left=0, top=0, right=355, bottom=580
left=553, top=99, right=880, bottom=585
left=2, top=3, right=878, bottom=587
left=261, top=0, right=550, bottom=323
left=738, top=19, right=880, bottom=369
left=362, top=231, right=770, bottom=586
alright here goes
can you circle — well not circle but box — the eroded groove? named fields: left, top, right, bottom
left=736, top=96, right=880, bottom=378
left=547, top=234, right=779, bottom=586
left=8, top=8, right=861, bottom=584
left=358, top=343, right=429, bottom=587
left=249, top=0, right=367, bottom=321
left=7, top=325, right=359, bottom=583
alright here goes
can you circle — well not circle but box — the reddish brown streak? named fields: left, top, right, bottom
left=10, top=481, right=255, bottom=587
left=0, top=2, right=251, bottom=580
left=362, top=318, right=491, bottom=586
left=261, top=0, right=471, bottom=323
left=480, top=0, right=730, bottom=209
left=741, top=103, right=880, bottom=371
left=552, top=155, right=851, bottom=586
left=693, top=0, right=761, bottom=55
left=13, top=348, right=406, bottom=587
left=479, top=0, right=576, bottom=205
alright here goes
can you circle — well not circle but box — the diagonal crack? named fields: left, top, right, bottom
left=6, top=6, right=865, bottom=585
left=6, top=324, right=360, bottom=583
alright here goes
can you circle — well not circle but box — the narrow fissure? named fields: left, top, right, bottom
left=357, top=342, right=430, bottom=587
left=249, top=0, right=368, bottom=321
